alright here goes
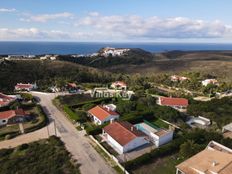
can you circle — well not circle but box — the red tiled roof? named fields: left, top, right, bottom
left=0, top=101, right=8, bottom=106
left=0, top=93, right=14, bottom=101
left=88, top=105, right=119, bottom=121
left=159, top=97, right=188, bottom=107
left=67, top=83, right=77, bottom=88
left=15, top=84, right=33, bottom=89
left=103, top=121, right=146, bottom=146
left=0, top=109, right=26, bottom=119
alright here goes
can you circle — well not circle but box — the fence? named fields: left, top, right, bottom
left=89, top=135, right=130, bottom=174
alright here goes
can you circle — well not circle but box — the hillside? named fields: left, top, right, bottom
left=57, top=49, right=232, bottom=81
left=104, top=50, right=232, bottom=82
left=0, top=59, right=115, bottom=92
left=58, top=48, right=154, bottom=68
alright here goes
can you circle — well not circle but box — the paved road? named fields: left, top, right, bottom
left=31, top=92, right=115, bottom=174
left=0, top=122, right=56, bottom=149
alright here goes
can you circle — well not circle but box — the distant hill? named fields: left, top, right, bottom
left=58, top=48, right=154, bottom=68
left=161, top=50, right=232, bottom=60
left=56, top=49, right=232, bottom=82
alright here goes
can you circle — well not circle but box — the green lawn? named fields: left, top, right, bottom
left=152, top=119, right=169, bottom=129
left=57, top=94, right=95, bottom=106
left=0, top=125, right=20, bottom=140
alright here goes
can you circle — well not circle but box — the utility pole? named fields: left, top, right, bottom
left=54, top=120, right=57, bottom=136
left=46, top=125, right=50, bottom=138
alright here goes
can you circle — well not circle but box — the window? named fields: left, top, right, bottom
left=2, top=120, right=6, bottom=123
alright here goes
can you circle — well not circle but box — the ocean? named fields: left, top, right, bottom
left=0, top=42, right=232, bottom=55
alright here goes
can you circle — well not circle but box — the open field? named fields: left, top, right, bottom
left=0, top=136, right=80, bottom=174
left=132, top=154, right=182, bottom=174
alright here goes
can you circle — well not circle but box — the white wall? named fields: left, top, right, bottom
left=0, top=118, right=8, bottom=126
left=124, top=137, right=149, bottom=153
left=105, top=134, right=148, bottom=154
left=93, top=114, right=119, bottom=125
left=158, top=131, right=174, bottom=146
left=106, top=134, right=124, bottom=154
left=93, top=116, right=102, bottom=125
left=150, top=131, right=173, bottom=147
left=102, top=115, right=119, bottom=124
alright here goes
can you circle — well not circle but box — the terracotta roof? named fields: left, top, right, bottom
left=159, top=97, right=188, bottom=107
left=0, top=109, right=26, bottom=119
left=15, top=83, right=33, bottom=89
left=103, top=121, right=147, bottom=146
left=176, top=142, right=232, bottom=174
left=0, top=93, right=14, bottom=101
left=88, top=105, right=119, bottom=121
left=67, top=83, right=77, bottom=88
left=0, top=101, right=8, bottom=106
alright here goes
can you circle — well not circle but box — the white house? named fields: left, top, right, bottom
left=15, top=83, right=37, bottom=91
left=0, top=109, right=27, bottom=126
left=88, top=105, right=120, bottom=125
left=103, top=104, right=117, bottom=112
left=201, top=79, right=219, bottom=86
left=170, top=75, right=189, bottom=82
left=102, top=121, right=149, bottom=154
left=176, top=141, right=232, bottom=174
left=111, top=81, right=127, bottom=90
left=101, top=47, right=130, bottom=57
left=135, top=121, right=174, bottom=147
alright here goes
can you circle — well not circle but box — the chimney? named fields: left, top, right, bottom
left=212, top=161, right=217, bottom=167
left=131, top=126, right=134, bottom=132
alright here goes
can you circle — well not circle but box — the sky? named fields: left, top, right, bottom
left=0, top=0, right=232, bottom=42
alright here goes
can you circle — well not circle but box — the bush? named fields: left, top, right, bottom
left=75, top=111, right=88, bottom=123
left=24, top=105, right=49, bottom=133
left=17, top=143, right=29, bottom=151
left=4, top=132, right=20, bottom=140
left=63, top=105, right=80, bottom=122
left=4, top=135, right=11, bottom=140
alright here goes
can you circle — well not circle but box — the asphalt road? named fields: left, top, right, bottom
left=31, top=92, right=115, bottom=174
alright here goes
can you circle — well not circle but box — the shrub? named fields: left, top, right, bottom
left=63, top=105, right=80, bottom=122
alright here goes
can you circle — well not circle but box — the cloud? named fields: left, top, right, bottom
left=0, top=8, right=16, bottom=12
left=0, top=27, right=92, bottom=41
left=75, top=13, right=232, bottom=40
left=20, top=12, right=73, bottom=23
left=2, top=13, right=232, bottom=41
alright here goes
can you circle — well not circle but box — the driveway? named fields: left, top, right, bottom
left=31, top=92, right=115, bottom=174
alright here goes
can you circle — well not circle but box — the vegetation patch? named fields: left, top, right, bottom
left=187, top=97, right=232, bottom=128
left=0, top=136, right=80, bottom=174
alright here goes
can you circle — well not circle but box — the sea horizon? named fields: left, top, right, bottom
left=0, top=41, right=232, bottom=55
